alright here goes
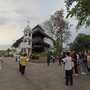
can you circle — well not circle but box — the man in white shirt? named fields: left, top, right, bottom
left=62, top=52, right=74, bottom=86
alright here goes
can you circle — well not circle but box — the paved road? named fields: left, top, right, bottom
left=0, top=57, right=90, bottom=90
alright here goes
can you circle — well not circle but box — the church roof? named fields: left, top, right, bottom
left=12, top=37, right=23, bottom=48
left=32, top=25, right=53, bottom=40
left=32, top=25, right=44, bottom=32
left=12, top=25, right=54, bottom=48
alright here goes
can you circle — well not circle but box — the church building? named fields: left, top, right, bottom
left=12, top=25, right=53, bottom=53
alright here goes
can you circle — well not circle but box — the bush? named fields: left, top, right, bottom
left=32, top=55, right=39, bottom=59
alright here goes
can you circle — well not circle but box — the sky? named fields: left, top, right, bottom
left=0, top=0, right=89, bottom=48
left=0, top=0, right=64, bottom=46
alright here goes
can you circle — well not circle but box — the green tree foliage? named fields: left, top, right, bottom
left=7, top=48, right=11, bottom=56
left=65, top=0, right=90, bottom=28
left=69, top=33, right=90, bottom=52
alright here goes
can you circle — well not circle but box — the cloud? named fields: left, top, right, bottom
left=0, top=0, right=43, bottom=26
left=0, top=0, right=44, bottom=45
left=0, top=24, right=17, bottom=45
left=0, top=0, right=79, bottom=45
left=0, top=0, right=65, bottom=27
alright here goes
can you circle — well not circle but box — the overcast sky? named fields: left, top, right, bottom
left=0, top=0, right=89, bottom=46
left=0, top=0, right=65, bottom=45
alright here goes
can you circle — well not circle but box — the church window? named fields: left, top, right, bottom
left=29, top=33, right=31, bottom=36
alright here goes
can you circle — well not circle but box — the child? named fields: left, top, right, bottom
left=62, top=52, right=74, bottom=86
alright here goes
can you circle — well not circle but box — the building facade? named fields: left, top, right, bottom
left=12, top=25, right=53, bottom=53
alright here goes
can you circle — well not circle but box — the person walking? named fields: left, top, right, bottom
left=71, top=51, right=78, bottom=76
left=47, top=48, right=52, bottom=66
left=79, top=52, right=87, bottom=75
left=76, top=53, right=81, bottom=74
left=87, top=51, right=90, bottom=72
left=19, top=53, right=28, bottom=75
left=0, top=56, right=3, bottom=70
left=62, top=52, right=74, bottom=86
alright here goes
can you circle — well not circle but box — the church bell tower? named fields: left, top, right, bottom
left=22, top=23, right=32, bottom=60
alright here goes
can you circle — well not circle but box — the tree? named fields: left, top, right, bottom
left=69, top=33, right=90, bottom=52
left=6, top=48, right=11, bottom=57
left=42, top=20, right=54, bottom=38
left=43, top=10, right=71, bottom=55
left=65, top=0, right=90, bottom=28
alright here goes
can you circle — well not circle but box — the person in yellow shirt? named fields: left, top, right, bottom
left=19, top=53, right=28, bottom=75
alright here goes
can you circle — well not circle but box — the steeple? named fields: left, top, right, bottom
left=24, top=20, right=32, bottom=33
left=21, top=20, right=32, bottom=59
